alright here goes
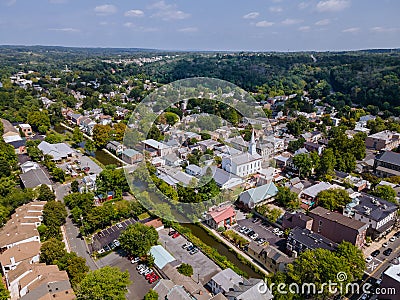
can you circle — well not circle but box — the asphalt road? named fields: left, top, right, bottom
left=55, top=183, right=98, bottom=271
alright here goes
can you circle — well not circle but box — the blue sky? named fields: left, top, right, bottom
left=0, top=0, right=399, bottom=51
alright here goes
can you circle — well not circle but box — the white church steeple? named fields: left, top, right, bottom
left=248, top=129, right=257, bottom=155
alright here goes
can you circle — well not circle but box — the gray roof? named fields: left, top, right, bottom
left=122, top=148, right=140, bottom=157
left=302, top=182, right=331, bottom=198
left=375, top=151, right=400, bottom=166
left=210, top=268, right=242, bottom=292
left=288, top=227, right=338, bottom=251
left=230, top=152, right=262, bottom=165
left=203, top=166, right=243, bottom=187
left=352, top=193, right=398, bottom=222
left=225, top=278, right=273, bottom=300
left=186, top=164, right=202, bottom=174
left=38, top=141, right=74, bottom=160
left=20, top=168, right=52, bottom=188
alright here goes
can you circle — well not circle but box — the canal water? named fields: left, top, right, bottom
left=146, top=190, right=261, bottom=278
left=53, top=124, right=122, bottom=166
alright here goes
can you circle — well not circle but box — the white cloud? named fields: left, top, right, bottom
left=281, top=18, right=303, bottom=25
left=149, top=1, right=190, bottom=21
left=298, top=26, right=311, bottom=32
left=316, top=0, right=350, bottom=12
left=269, top=6, right=283, bottom=13
left=370, top=26, right=399, bottom=33
left=94, top=4, right=117, bottom=16
left=48, top=27, right=80, bottom=32
left=124, top=22, right=158, bottom=32
left=255, top=21, right=274, bottom=27
left=243, top=12, right=260, bottom=19
left=298, top=2, right=310, bottom=9
left=178, top=27, right=198, bottom=33
left=342, top=27, right=360, bottom=33
left=124, top=10, right=144, bottom=17
left=315, top=19, right=330, bottom=26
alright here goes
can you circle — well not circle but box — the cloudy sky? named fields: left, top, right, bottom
left=0, top=0, right=399, bottom=51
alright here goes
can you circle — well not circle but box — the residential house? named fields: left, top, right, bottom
left=308, top=206, right=368, bottom=248
left=163, top=153, right=182, bottom=167
left=224, top=278, right=274, bottom=300
left=304, top=142, right=325, bottom=155
left=238, top=183, right=278, bottom=209
left=20, top=168, right=52, bottom=189
left=197, top=139, right=220, bottom=152
left=0, top=202, right=45, bottom=251
left=0, top=241, right=41, bottom=275
left=286, top=227, right=338, bottom=257
left=9, top=139, right=26, bottom=154
left=344, top=193, right=398, bottom=240
left=68, top=113, right=83, bottom=126
left=186, top=164, right=202, bottom=177
left=256, top=142, right=274, bottom=161
left=121, top=149, right=143, bottom=164
left=80, top=116, right=96, bottom=135
left=246, top=242, right=292, bottom=273
left=300, top=182, right=332, bottom=209
left=273, top=152, right=292, bottom=169
left=374, top=151, right=400, bottom=177
left=38, top=141, right=74, bottom=161
left=106, top=141, right=126, bottom=155
left=19, top=124, right=32, bottom=138
left=366, top=130, right=400, bottom=151
left=282, top=212, right=313, bottom=230
left=205, top=166, right=244, bottom=190
left=333, top=171, right=370, bottom=191
left=207, top=268, right=242, bottom=295
left=20, top=161, right=40, bottom=173
left=81, top=174, right=97, bottom=192
left=142, top=139, right=174, bottom=157
left=205, top=205, right=236, bottom=229
left=1, top=119, right=22, bottom=143
left=222, top=131, right=262, bottom=177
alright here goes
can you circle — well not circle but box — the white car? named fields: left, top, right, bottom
left=131, top=257, right=140, bottom=264
left=251, top=233, right=259, bottom=240
left=116, top=223, right=123, bottom=229
left=239, top=226, right=247, bottom=233
left=97, top=248, right=105, bottom=254
left=272, top=228, right=279, bottom=234
left=113, top=239, right=120, bottom=247
left=139, top=268, right=149, bottom=275
left=136, top=264, right=146, bottom=271
left=365, top=256, right=373, bottom=263
left=390, top=236, right=396, bottom=242
left=382, top=242, right=389, bottom=247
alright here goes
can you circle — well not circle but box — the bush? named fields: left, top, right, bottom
left=177, top=263, right=193, bottom=277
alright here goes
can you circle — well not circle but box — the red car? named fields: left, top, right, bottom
left=148, top=274, right=159, bottom=283
left=145, top=272, right=155, bottom=280
left=168, top=230, right=177, bottom=236
left=172, top=232, right=180, bottom=239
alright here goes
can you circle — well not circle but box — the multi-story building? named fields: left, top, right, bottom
left=344, top=193, right=397, bottom=240
left=366, top=130, right=400, bottom=151
left=374, top=151, right=400, bottom=177
left=308, top=206, right=368, bottom=248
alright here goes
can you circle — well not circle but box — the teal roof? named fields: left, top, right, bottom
left=122, top=148, right=140, bottom=157
left=149, top=245, right=176, bottom=269
left=239, top=183, right=278, bottom=206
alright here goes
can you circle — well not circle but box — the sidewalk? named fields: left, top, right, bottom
left=207, top=226, right=269, bottom=277
left=363, top=230, right=397, bottom=257
left=61, top=225, right=71, bottom=252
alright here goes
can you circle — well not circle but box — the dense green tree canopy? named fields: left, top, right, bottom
left=119, top=223, right=159, bottom=257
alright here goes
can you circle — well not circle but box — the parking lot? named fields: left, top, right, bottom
left=158, top=228, right=221, bottom=285
left=234, top=218, right=286, bottom=252
left=97, top=250, right=157, bottom=300
left=58, top=153, right=103, bottom=176
left=89, top=218, right=136, bottom=252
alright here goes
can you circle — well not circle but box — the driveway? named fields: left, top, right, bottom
left=234, top=218, right=287, bottom=252
left=97, top=250, right=157, bottom=300
left=158, top=228, right=221, bottom=285
left=89, top=218, right=136, bottom=252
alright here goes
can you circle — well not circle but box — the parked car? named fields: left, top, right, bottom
left=148, top=274, right=159, bottom=283
left=131, top=257, right=140, bottom=264
left=182, top=242, right=192, bottom=249
left=389, top=236, right=396, bottom=242
left=172, top=232, right=180, bottom=239
left=382, top=242, right=389, bottom=248
left=116, top=223, right=123, bottom=229
left=251, top=233, right=258, bottom=240
left=252, top=218, right=259, bottom=223
left=145, top=272, right=155, bottom=280
left=143, top=269, right=153, bottom=276
left=257, top=238, right=266, bottom=245
left=136, top=264, right=146, bottom=271
left=186, top=245, right=195, bottom=251
left=247, top=230, right=255, bottom=237
left=103, top=245, right=111, bottom=252
left=189, top=248, right=199, bottom=255
left=276, top=230, right=284, bottom=237
left=272, top=228, right=279, bottom=233
left=239, top=226, right=247, bottom=233
left=394, top=231, right=400, bottom=238
left=168, top=230, right=177, bottom=236
left=97, top=248, right=105, bottom=254
left=371, top=250, right=380, bottom=257
left=113, top=239, right=120, bottom=247
left=365, top=256, right=373, bottom=263
left=383, top=248, right=393, bottom=256
left=139, top=267, right=149, bottom=275
left=244, top=228, right=252, bottom=235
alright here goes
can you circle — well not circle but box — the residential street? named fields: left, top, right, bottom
left=55, top=183, right=98, bottom=271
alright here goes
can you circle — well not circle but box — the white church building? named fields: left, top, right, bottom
left=222, top=130, right=262, bottom=177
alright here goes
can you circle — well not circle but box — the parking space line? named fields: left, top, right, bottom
left=375, top=258, right=383, bottom=263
